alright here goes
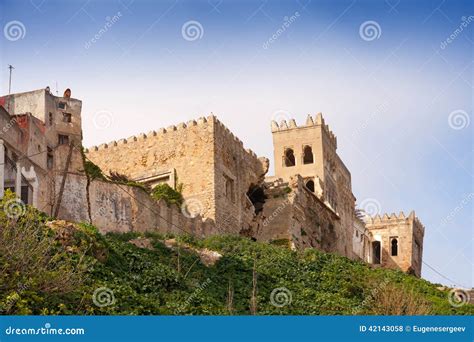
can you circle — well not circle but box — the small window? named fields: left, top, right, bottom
left=58, top=102, right=66, bottom=109
left=391, top=238, right=398, bottom=256
left=303, top=145, right=314, bottom=164
left=48, top=112, right=53, bottom=126
left=47, top=147, right=53, bottom=169
left=63, top=113, right=72, bottom=123
left=284, top=148, right=295, bottom=167
left=305, top=179, right=315, bottom=192
left=58, top=134, right=69, bottom=145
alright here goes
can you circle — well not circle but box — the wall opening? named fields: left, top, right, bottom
left=303, top=145, right=313, bottom=164
left=391, top=237, right=398, bottom=256
left=63, top=113, right=72, bottom=123
left=58, top=134, right=69, bottom=145
left=284, top=148, right=295, bottom=167
left=372, top=241, right=381, bottom=264
left=47, top=147, right=54, bottom=169
left=247, top=184, right=266, bottom=214
left=305, top=179, right=315, bottom=192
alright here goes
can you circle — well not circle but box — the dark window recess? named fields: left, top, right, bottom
left=47, top=147, right=54, bottom=169
left=21, top=185, right=29, bottom=204
left=305, top=180, right=315, bottom=192
left=284, top=148, right=295, bottom=167
left=58, top=102, right=66, bottom=109
left=303, top=145, right=314, bottom=164
left=63, top=113, right=72, bottom=123
left=372, top=241, right=381, bottom=264
left=391, top=238, right=398, bottom=256
left=58, top=134, right=69, bottom=145
left=49, top=112, right=53, bottom=126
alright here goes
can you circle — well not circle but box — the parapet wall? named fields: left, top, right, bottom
left=271, top=113, right=337, bottom=149
left=56, top=173, right=217, bottom=236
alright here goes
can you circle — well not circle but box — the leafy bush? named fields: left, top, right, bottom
left=150, top=184, right=184, bottom=206
left=0, top=191, right=87, bottom=314
left=83, top=160, right=107, bottom=181
left=1, top=205, right=472, bottom=315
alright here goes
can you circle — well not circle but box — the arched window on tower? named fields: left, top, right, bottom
left=303, top=145, right=314, bottom=164
left=391, top=238, right=398, bottom=256
left=284, top=148, right=295, bottom=167
left=305, top=179, right=315, bottom=192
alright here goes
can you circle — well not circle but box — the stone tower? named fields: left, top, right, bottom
left=365, top=211, right=424, bottom=277
left=271, top=113, right=356, bottom=257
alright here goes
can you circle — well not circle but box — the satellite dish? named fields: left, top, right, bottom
left=63, top=88, right=71, bottom=98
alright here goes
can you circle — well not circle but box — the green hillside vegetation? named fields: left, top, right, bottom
left=0, top=192, right=472, bottom=315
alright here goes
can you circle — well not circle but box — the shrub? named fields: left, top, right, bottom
left=0, top=191, right=86, bottom=314
left=151, top=184, right=183, bottom=206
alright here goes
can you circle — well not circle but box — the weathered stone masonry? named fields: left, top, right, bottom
left=0, top=87, right=425, bottom=277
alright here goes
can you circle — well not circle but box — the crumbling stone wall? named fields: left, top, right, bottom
left=56, top=173, right=216, bottom=236
left=257, top=175, right=345, bottom=254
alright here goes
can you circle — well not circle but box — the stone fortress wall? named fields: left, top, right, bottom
left=0, top=87, right=426, bottom=277
left=85, top=115, right=268, bottom=235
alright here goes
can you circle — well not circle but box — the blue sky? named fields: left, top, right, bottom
left=1, top=0, right=472, bottom=288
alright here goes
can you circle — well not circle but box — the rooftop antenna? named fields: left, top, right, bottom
left=8, top=65, right=14, bottom=94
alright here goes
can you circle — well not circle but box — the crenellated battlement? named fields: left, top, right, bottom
left=271, top=113, right=337, bottom=148
left=85, top=114, right=260, bottom=159
left=85, top=115, right=213, bottom=153
left=365, top=210, right=425, bottom=234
